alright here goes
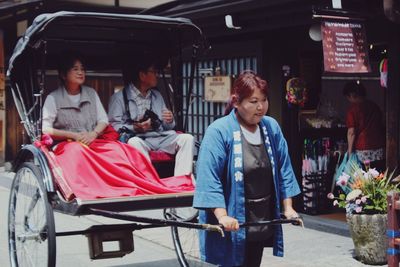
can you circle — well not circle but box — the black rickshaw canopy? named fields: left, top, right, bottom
left=8, top=11, right=204, bottom=81
left=7, top=11, right=204, bottom=142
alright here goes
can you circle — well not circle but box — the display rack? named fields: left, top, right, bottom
left=299, top=111, right=347, bottom=215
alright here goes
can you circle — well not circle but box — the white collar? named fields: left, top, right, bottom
left=240, top=125, right=262, bottom=145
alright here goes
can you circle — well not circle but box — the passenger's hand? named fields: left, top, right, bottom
left=162, top=109, right=173, bottom=124
left=140, top=118, right=152, bottom=132
left=133, top=122, right=143, bottom=132
left=218, top=215, right=239, bottom=232
left=76, top=131, right=96, bottom=145
left=133, top=118, right=152, bottom=132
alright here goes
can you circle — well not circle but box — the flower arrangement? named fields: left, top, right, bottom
left=327, top=161, right=400, bottom=215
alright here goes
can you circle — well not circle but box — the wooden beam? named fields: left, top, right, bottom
left=386, top=25, right=400, bottom=170
left=161, top=0, right=303, bottom=19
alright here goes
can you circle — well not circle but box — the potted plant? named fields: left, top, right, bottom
left=328, top=161, right=400, bottom=265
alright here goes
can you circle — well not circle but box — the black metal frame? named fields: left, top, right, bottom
left=6, top=12, right=208, bottom=265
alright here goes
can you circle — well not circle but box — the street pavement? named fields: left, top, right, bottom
left=0, top=167, right=387, bottom=267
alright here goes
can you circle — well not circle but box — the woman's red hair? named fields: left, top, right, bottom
left=224, top=70, right=268, bottom=115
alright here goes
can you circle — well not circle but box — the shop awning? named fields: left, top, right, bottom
left=140, top=0, right=316, bottom=38
left=0, top=0, right=43, bottom=21
left=141, top=0, right=383, bottom=38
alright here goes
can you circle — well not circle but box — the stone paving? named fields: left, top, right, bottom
left=0, top=168, right=387, bottom=267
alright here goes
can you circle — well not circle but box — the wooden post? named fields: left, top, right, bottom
left=386, top=26, right=400, bottom=170
left=387, top=191, right=400, bottom=267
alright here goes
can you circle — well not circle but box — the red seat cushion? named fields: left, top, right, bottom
left=148, top=131, right=183, bottom=162
left=149, top=150, right=175, bottom=162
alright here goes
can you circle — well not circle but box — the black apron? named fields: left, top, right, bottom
left=242, top=131, right=275, bottom=242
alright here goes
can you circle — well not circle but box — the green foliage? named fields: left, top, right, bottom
left=328, top=164, right=400, bottom=215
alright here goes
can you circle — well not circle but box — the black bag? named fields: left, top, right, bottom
left=118, top=126, right=135, bottom=143
left=135, top=109, right=162, bottom=131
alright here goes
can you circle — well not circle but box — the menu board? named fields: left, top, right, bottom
left=322, top=19, right=371, bottom=73
left=204, top=76, right=231, bottom=102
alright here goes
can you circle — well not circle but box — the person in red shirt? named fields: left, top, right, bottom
left=343, top=81, right=385, bottom=170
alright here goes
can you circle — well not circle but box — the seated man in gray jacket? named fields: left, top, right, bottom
left=108, top=57, right=194, bottom=177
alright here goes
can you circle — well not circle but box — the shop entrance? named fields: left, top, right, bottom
left=299, top=75, right=386, bottom=222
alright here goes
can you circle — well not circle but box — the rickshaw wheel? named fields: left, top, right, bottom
left=164, top=208, right=202, bottom=267
left=8, top=162, right=56, bottom=267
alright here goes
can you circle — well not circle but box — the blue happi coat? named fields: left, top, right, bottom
left=193, top=110, right=301, bottom=266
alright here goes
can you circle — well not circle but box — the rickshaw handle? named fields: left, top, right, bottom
left=89, top=209, right=303, bottom=238
left=239, top=217, right=304, bottom=228
left=89, top=208, right=225, bottom=236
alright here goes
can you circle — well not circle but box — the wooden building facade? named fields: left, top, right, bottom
left=1, top=1, right=400, bottom=191
left=147, top=0, right=400, bottom=170
left=145, top=0, right=400, bottom=212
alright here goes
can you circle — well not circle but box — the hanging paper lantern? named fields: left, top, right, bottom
left=286, top=77, right=307, bottom=107
left=379, top=58, right=388, bottom=88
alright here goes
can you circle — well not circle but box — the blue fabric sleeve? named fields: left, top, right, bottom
left=270, top=118, right=301, bottom=199
left=193, top=125, right=228, bottom=209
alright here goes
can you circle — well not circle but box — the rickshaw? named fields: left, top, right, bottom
left=7, top=11, right=301, bottom=267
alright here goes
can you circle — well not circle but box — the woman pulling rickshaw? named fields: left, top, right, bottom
left=7, top=11, right=302, bottom=267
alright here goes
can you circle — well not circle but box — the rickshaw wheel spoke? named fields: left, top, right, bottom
left=164, top=207, right=204, bottom=267
left=8, top=162, right=56, bottom=267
